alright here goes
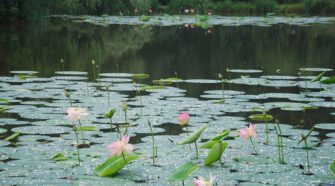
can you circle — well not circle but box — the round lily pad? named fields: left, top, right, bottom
left=10, top=71, right=38, bottom=75
left=228, top=69, right=263, bottom=73
left=184, top=79, right=221, bottom=84
left=99, top=73, right=133, bottom=78
left=299, top=68, right=333, bottom=72
left=55, top=71, right=88, bottom=76
left=12, top=126, right=70, bottom=135
left=314, top=123, right=335, bottom=130
left=97, top=78, right=133, bottom=83
left=0, top=128, right=7, bottom=134
left=261, top=75, right=298, bottom=80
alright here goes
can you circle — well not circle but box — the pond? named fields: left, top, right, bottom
left=0, top=15, right=335, bottom=185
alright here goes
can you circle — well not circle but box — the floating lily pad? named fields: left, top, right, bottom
left=0, top=128, right=7, bottom=134
left=12, top=126, right=70, bottom=135
left=314, top=123, right=335, bottom=130
left=227, top=69, right=263, bottom=73
left=55, top=71, right=88, bottom=76
left=261, top=75, right=298, bottom=80
left=99, top=73, right=133, bottom=78
left=299, top=68, right=333, bottom=72
left=10, top=71, right=38, bottom=75
left=97, top=78, right=133, bottom=83
left=184, top=79, right=221, bottom=84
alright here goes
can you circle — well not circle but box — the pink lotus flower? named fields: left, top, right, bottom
left=108, top=136, right=134, bottom=157
left=239, top=124, right=257, bottom=140
left=178, top=112, right=190, bottom=126
left=184, top=9, right=189, bottom=13
left=194, top=173, right=216, bottom=186
left=190, top=9, right=195, bottom=14
left=66, top=107, right=88, bottom=122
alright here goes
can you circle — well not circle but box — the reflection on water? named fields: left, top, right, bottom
left=1, top=19, right=335, bottom=79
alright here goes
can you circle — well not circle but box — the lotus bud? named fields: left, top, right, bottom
left=103, top=108, right=116, bottom=119
left=122, top=101, right=127, bottom=112
left=64, top=89, right=70, bottom=98
left=218, top=73, right=223, bottom=79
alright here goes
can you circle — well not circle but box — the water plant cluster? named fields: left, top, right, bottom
left=0, top=67, right=334, bottom=185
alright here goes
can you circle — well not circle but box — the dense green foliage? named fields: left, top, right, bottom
left=0, top=0, right=335, bottom=23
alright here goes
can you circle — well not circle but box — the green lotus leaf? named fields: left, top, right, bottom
left=94, top=154, right=139, bottom=177
left=179, top=124, right=208, bottom=145
left=204, top=142, right=228, bottom=166
left=169, top=162, right=198, bottom=181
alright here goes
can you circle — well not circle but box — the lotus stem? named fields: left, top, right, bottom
left=221, top=81, right=224, bottom=99
left=147, top=120, right=156, bottom=165
left=274, top=126, right=281, bottom=163
left=86, top=75, right=89, bottom=96
left=123, top=110, right=128, bottom=135
left=73, top=124, right=80, bottom=166
left=107, top=89, right=110, bottom=106
left=139, top=90, right=143, bottom=117
left=194, top=141, right=199, bottom=159
left=186, top=126, right=192, bottom=151
left=78, top=120, right=86, bottom=143
left=250, top=137, right=257, bottom=154
left=175, top=72, right=179, bottom=88
left=93, top=65, right=96, bottom=82
left=110, top=118, right=121, bottom=138
left=121, top=152, right=133, bottom=179
left=304, top=140, right=311, bottom=173
left=265, top=121, right=269, bottom=144
left=277, top=123, right=285, bottom=163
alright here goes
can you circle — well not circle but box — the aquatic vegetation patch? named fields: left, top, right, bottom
left=0, top=70, right=334, bottom=185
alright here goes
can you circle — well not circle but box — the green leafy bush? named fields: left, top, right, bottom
left=255, top=0, right=278, bottom=13
left=304, top=0, right=335, bottom=14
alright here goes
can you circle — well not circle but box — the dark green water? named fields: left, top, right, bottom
left=1, top=19, right=335, bottom=78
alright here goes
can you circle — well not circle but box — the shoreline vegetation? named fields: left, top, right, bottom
left=1, top=0, right=335, bottom=24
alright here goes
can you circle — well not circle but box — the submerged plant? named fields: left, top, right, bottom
left=194, top=173, right=216, bottom=186
left=298, top=127, right=315, bottom=174
left=239, top=124, right=258, bottom=154
left=66, top=107, right=89, bottom=165
left=274, top=119, right=285, bottom=164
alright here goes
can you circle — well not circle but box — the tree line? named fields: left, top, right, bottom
left=1, top=0, right=334, bottom=23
